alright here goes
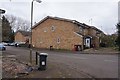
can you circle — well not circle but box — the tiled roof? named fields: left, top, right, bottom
left=15, top=30, right=31, bottom=36
left=32, top=16, right=86, bottom=29
left=32, top=16, right=103, bottom=33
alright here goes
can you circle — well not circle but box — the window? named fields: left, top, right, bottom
left=57, top=37, right=60, bottom=43
left=79, top=27, right=83, bottom=32
left=96, top=31, right=100, bottom=34
left=39, top=38, right=43, bottom=43
left=87, top=40, right=89, bottom=43
left=44, top=29, right=47, bottom=32
left=96, top=31, right=101, bottom=36
left=51, top=25, right=55, bottom=31
left=44, top=28, right=47, bottom=32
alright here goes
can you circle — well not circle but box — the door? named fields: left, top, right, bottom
left=85, top=38, right=90, bottom=48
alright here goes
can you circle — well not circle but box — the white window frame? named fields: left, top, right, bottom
left=44, top=30, right=47, bottom=32
left=79, top=26, right=83, bottom=32
left=44, top=28, right=47, bottom=32
left=57, top=37, right=60, bottom=44
left=39, top=38, right=43, bottom=43
left=51, top=25, right=55, bottom=31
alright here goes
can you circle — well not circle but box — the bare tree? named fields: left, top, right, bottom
left=5, top=15, right=30, bottom=32
left=5, top=15, right=16, bottom=30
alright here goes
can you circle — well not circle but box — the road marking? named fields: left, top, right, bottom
left=104, top=60, right=117, bottom=62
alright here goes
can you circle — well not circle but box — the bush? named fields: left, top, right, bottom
left=100, top=43, right=106, bottom=47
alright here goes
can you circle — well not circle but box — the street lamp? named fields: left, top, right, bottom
left=0, top=9, right=5, bottom=14
left=30, top=0, right=42, bottom=64
left=0, top=9, right=5, bottom=19
left=31, top=0, right=42, bottom=28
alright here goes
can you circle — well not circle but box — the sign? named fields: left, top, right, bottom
left=42, top=61, right=45, bottom=65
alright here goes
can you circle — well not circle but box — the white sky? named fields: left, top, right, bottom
left=0, top=0, right=119, bottom=34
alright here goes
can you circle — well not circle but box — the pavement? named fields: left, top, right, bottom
left=1, top=46, right=119, bottom=78
left=83, top=47, right=119, bottom=54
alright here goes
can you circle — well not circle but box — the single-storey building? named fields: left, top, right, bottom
left=32, top=16, right=104, bottom=51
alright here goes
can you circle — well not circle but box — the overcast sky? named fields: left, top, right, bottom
left=0, top=0, right=119, bottom=34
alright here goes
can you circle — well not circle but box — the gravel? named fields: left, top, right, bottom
left=2, top=55, right=31, bottom=78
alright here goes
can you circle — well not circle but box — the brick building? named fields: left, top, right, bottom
left=15, top=30, right=31, bottom=44
left=32, top=16, right=104, bottom=51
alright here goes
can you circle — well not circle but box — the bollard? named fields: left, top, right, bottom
left=36, top=52, right=38, bottom=65
left=30, top=49, right=32, bottom=64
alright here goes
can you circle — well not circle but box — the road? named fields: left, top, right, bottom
left=2, top=46, right=118, bottom=78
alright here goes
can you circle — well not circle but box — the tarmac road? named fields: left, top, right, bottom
left=2, top=46, right=118, bottom=78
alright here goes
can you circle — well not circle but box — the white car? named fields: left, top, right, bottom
left=0, top=43, right=6, bottom=51
left=2, top=42, right=8, bottom=46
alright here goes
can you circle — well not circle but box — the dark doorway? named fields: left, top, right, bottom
left=50, top=46, right=53, bottom=50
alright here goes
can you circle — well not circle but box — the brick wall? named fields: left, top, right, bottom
left=32, top=18, right=83, bottom=50
left=15, top=32, right=26, bottom=42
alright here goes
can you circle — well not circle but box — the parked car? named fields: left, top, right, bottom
left=2, top=42, right=8, bottom=46
left=14, top=42, right=26, bottom=47
left=8, top=42, right=16, bottom=46
left=0, top=43, right=6, bottom=51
